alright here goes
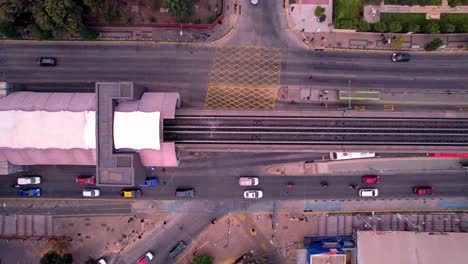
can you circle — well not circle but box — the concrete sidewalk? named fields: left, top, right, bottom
left=62, top=0, right=240, bottom=43
left=285, top=0, right=468, bottom=51
left=278, top=86, right=468, bottom=107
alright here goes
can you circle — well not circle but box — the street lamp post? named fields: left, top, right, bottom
left=347, top=80, right=352, bottom=109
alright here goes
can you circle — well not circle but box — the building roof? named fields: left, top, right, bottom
left=113, top=111, right=160, bottom=150
left=357, top=231, right=468, bottom=264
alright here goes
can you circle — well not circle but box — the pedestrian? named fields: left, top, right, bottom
left=310, top=37, right=314, bottom=42
left=392, top=36, right=396, bottom=40
left=320, top=36, right=325, bottom=41
left=319, top=94, right=323, bottom=100
left=380, top=33, right=384, bottom=38
left=303, top=39, right=306, bottom=42
left=301, top=28, right=305, bottom=32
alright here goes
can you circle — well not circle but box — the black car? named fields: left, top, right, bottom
left=391, top=53, right=410, bottom=62
left=169, top=241, right=187, bottom=258
left=175, top=188, right=195, bottom=198
left=37, top=57, right=57, bottom=66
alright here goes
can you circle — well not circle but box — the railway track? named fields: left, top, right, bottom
left=163, top=116, right=468, bottom=146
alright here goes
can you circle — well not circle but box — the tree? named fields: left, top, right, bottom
left=0, top=0, right=34, bottom=22
left=28, top=23, right=52, bottom=39
left=423, top=21, right=440, bottom=34
left=0, top=20, right=16, bottom=38
left=163, top=0, right=193, bottom=21
left=319, top=14, right=326, bottom=23
left=390, top=35, right=405, bottom=49
left=373, top=22, right=387, bottom=33
left=424, top=38, right=444, bottom=51
left=388, top=21, right=402, bottom=33
left=405, top=23, right=420, bottom=33
left=33, top=0, right=82, bottom=37
left=440, top=23, right=455, bottom=33
left=80, top=26, right=100, bottom=40
left=456, top=24, right=468, bottom=33
left=40, top=252, right=73, bottom=264
left=357, top=20, right=370, bottom=32
left=315, top=6, right=322, bottom=17
left=190, top=254, right=214, bottom=264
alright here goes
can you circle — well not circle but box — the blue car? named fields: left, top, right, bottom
left=18, top=188, right=41, bottom=197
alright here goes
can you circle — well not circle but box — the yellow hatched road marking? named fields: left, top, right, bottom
left=205, top=45, right=282, bottom=109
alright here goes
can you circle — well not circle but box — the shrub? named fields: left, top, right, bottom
left=357, top=20, right=370, bottom=32
left=388, top=21, right=402, bottom=32
left=193, top=18, right=201, bottom=24
left=315, top=6, right=322, bottom=17
left=423, top=21, right=440, bottom=33
left=333, top=19, right=360, bottom=29
left=208, top=15, right=217, bottom=24
left=391, top=35, right=405, bottom=49
left=319, top=14, right=326, bottom=22
left=456, top=24, right=468, bottom=33
left=440, top=23, right=455, bottom=33
left=448, top=0, right=462, bottom=7
left=374, top=22, right=387, bottom=32
left=80, top=27, right=100, bottom=40
left=424, top=38, right=444, bottom=51
left=27, top=24, right=52, bottom=39
left=405, top=23, right=420, bottom=33
left=0, top=21, right=17, bottom=38
left=289, top=0, right=296, bottom=4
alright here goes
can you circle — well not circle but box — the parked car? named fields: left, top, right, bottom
left=251, top=0, right=259, bottom=4
left=18, top=188, right=41, bottom=197
left=36, top=57, right=57, bottom=66
left=82, top=188, right=101, bottom=198
left=175, top=188, right=195, bottom=198
left=17, top=176, right=41, bottom=185
left=138, top=251, right=154, bottom=264
left=120, top=189, right=142, bottom=198
left=362, top=175, right=380, bottom=184
left=413, top=186, right=435, bottom=195
left=76, top=175, right=95, bottom=185
left=239, top=177, right=259, bottom=186
left=359, top=188, right=379, bottom=197
left=169, top=241, right=187, bottom=258
left=243, top=190, right=263, bottom=199
left=96, top=258, right=107, bottom=264
left=391, top=53, right=410, bottom=62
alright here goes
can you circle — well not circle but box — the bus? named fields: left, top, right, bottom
left=427, top=153, right=468, bottom=158
left=330, top=152, right=376, bottom=160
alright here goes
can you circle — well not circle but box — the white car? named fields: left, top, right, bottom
left=239, top=177, right=259, bottom=186
left=244, top=190, right=263, bottom=199
left=97, top=259, right=107, bottom=264
left=359, top=188, right=379, bottom=197
left=17, top=176, right=41, bottom=185
left=82, top=188, right=101, bottom=198
left=251, top=0, right=259, bottom=4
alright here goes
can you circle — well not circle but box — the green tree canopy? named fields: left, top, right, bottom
left=163, top=0, right=193, bottom=21
left=405, top=23, right=420, bottom=33
left=440, top=23, right=455, bottom=33
left=190, top=254, right=214, bottom=264
left=40, top=252, right=73, bottom=264
left=0, top=0, right=34, bottom=22
left=423, top=21, right=440, bottom=34
left=0, top=20, right=17, bottom=38
left=373, top=22, right=387, bottom=33
left=33, top=0, right=82, bottom=37
left=357, top=20, right=370, bottom=32
left=388, top=21, right=402, bottom=33
left=80, top=26, right=100, bottom=40
left=424, top=38, right=444, bottom=51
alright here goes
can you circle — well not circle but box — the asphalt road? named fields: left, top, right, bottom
left=1, top=166, right=466, bottom=200
left=1, top=43, right=467, bottom=108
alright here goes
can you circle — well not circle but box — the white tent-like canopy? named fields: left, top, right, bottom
left=113, top=111, right=161, bottom=150
left=0, top=110, right=96, bottom=149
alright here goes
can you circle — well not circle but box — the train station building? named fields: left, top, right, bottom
left=0, top=82, right=180, bottom=186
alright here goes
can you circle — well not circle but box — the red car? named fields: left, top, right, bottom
left=138, top=252, right=154, bottom=264
left=76, top=175, right=95, bottom=185
left=362, top=175, right=380, bottom=184
left=413, top=186, right=435, bottom=195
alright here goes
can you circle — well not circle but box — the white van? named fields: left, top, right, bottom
left=330, top=152, right=375, bottom=160
left=17, top=176, right=41, bottom=185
